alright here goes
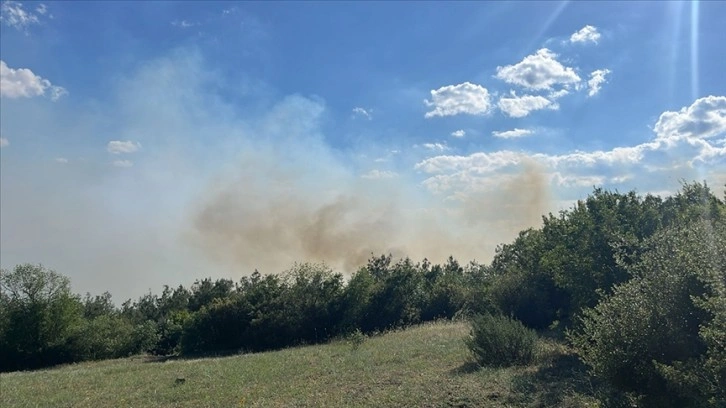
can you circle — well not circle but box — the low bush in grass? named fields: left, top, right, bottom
left=466, top=313, right=537, bottom=367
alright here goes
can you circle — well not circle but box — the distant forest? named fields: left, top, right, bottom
left=1, top=182, right=724, bottom=407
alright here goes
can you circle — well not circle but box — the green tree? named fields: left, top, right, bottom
left=570, top=220, right=725, bottom=407
left=0, top=264, right=83, bottom=371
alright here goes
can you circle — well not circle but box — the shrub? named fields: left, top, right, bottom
left=465, top=313, right=537, bottom=367
left=569, top=220, right=725, bottom=407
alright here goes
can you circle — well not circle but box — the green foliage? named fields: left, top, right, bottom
left=346, top=328, right=367, bottom=351
left=488, top=182, right=724, bottom=333
left=466, top=314, right=538, bottom=367
left=0, top=264, right=83, bottom=371
left=181, top=263, right=345, bottom=354
left=67, top=314, right=156, bottom=360
left=489, top=229, right=565, bottom=329
left=570, top=220, right=726, bottom=407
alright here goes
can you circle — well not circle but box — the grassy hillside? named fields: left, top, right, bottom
left=0, top=321, right=598, bottom=408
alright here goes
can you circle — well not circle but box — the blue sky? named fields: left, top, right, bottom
left=1, top=1, right=725, bottom=301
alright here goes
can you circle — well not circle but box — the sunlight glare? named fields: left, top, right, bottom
left=525, top=1, right=570, bottom=53
left=690, top=0, right=700, bottom=101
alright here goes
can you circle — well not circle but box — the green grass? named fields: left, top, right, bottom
left=0, top=321, right=601, bottom=407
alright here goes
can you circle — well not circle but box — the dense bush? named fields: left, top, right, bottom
left=0, top=264, right=153, bottom=371
left=488, top=229, right=566, bottom=329
left=465, top=313, right=537, bottom=367
left=570, top=220, right=726, bottom=407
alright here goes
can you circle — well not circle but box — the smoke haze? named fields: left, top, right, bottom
left=2, top=48, right=721, bottom=302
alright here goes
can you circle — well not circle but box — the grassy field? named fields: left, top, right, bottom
left=0, top=321, right=600, bottom=407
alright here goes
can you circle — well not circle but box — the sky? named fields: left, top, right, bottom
left=1, top=1, right=725, bottom=302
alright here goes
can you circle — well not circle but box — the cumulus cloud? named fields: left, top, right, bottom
left=352, top=107, right=372, bottom=120
left=112, top=159, right=134, bottom=168
left=654, top=95, right=726, bottom=142
left=0, top=60, right=67, bottom=100
left=424, top=82, right=491, bottom=118
left=495, top=48, right=581, bottom=91
left=492, top=128, right=534, bottom=139
left=451, top=130, right=466, bottom=138
left=416, top=96, right=725, bottom=199
left=0, top=137, right=8, bottom=147
left=570, top=25, right=601, bottom=44
left=361, top=170, right=398, bottom=179
left=107, top=140, right=141, bottom=154
left=587, top=69, right=611, bottom=97
left=0, top=1, right=44, bottom=32
left=498, top=92, right=557, bottom=117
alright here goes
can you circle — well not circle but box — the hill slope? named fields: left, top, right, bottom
left=0, top=321, right=597, bottom=407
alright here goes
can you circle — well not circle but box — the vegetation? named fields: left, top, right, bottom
left=1, top=321, right=602, bottom=408
left=466, top=313, right=537, bottom=367
left=1, top=181, right=724, bottom=407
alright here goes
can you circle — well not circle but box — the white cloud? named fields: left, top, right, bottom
left=498, top=92, right=557, bottom=117
left=492, top=128, right=534, bottom=139
left=552, top=173, right=606, bottom=187
left=0, top=1, right=41, bottom=32
left=361, top=169, right=398, bottom=179
left=548, top=89, right=570, bottom=100
left=35, top=3, right=47, bottom=15
left=171, top=20, right=198, bottom=28
left=587, top=69, right=611, bottom=97
left=653, top=95, right=726, bottom=142
left=570, top=25, right=601, bottom=44
left=55, top=157, right=68, bottom=164
left=451, top=130, right=466, bottom=138
left=415, top=97, right=726, bottom=198
left=112, top=160, right=134, bottom=168
left=0, top=60, right=67, bottom=100
left=421, top=142, right=450, bottom=152
left=424, top=82, right=492, bottom=118
left=495, top=48, right=581, bottom=91
left=107, top=140, right=141, bottom=154
left=0, top=137, right=8, bottom=147
left=352, top=107, right=372, bottom=120
left=415, top=150, right=523, bottom=174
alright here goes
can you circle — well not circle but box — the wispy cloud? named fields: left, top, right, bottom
left=361, top=169, right=398, bottom=179
left=420, top=142, right=450, bottom=152
left=171, top=20, right=199, bottom=29
left=0, top=1, right=45, bottom=32
left=107, top=140, right=141, bottom=154
left=112, top=159, right=134, bottom=168
left=35, top=3, right=47, bottom=15
left=498, top=92, right=557, bottom=118
left=587, top=69, right=611, bottom=97
left=424, top=82, right=492, bottom=118
left=570, top=25, right=601, bottom=44
left=55, top=157, right=68, bottom=164
left=0, top=60, right=67, bottom=100
left=0, top=137, right=8, bottom=148
left=492, top=128, right=534, bottom=139
left=352, top=107, right=372, bottom=120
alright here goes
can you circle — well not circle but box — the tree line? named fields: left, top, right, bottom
left=1, top=181, right=724, bottom=407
